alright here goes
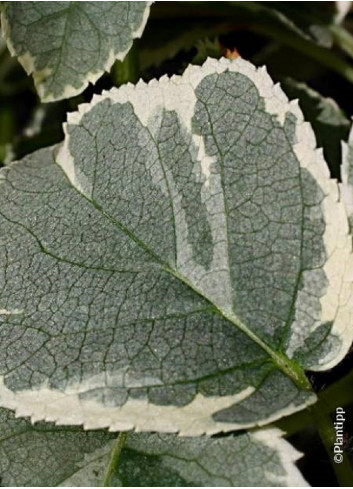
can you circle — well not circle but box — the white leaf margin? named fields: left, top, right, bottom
left=341, top=125, right=353, bottom=220
left=0, top=57, right=352, bottom=435
left=59, top=56, right=353, bottom=371
left=250, top=428, right=309, bottom=487
left=60, top=428, right=309, bottom=487
left=0, top=2, right=153, bottom=102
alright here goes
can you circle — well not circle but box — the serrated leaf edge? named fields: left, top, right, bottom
left=59, top=56, right=353, bottom=371
left=0, top=2, right=153, bottom=102
left=0, top=57, right=351, bottom=435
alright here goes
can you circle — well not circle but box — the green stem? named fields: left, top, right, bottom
left=275, top=404, right=313, bottom=437
left=276, top=368, right=353, bottom=436
left=309, top=400, right=353, bottom=487
left=320, top=368, right=353, bottom=410
left=111, top=45, right=139, bottom=87
left=103, top=432, right=127, bottom=487
left=275, top=368, right=353, bottom=485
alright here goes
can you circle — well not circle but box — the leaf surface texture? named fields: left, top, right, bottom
left=0, top=58, right=352, bottom=433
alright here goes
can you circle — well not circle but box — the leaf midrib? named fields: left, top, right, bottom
left=53, top=151, right=311, bottom=391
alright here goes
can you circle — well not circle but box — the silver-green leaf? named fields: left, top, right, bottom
left=113, top=429, right=308, bottom=487
left=0, top=58, right=352, bottom=434
left=0, top=405, right=308, bottom=487
left=0, top=406, right=115, bottom=487
left=0, top=1, right=151, bottom=102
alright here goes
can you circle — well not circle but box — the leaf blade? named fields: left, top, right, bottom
left=341, top=124, right=353, bottom=227
left=0, top=405, right=308, bottom=487
left=0, top=58, right=352, bottom=433
left=1, top=1, right=151, bottom=101
left=0, top=407, right=115, bottom=487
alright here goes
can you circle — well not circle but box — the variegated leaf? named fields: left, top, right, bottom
left=0, top=406, right=308, bottom=487
left=341, top=125, right=353, bottom=228
left=0, top=58, right=352, bottom=434
left=0, top=406, right=114, bottom=487
left=0, top=1, right=151, bottom=101
left=112, top=429, right=308, bottom=487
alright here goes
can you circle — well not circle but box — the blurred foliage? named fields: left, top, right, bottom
left=2, top=1, right=353, bottom=169
left=1, top=2, right=353, bottom=485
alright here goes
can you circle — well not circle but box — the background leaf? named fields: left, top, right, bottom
left=0, top=1, right=151, bottom=101
left=0, top=405, right=308, bottom=487
left=0, top=407, right=115, bottom=487
left=113, top=429, right=308, bottom=487
left=281, top=77, right=350, bottom=179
